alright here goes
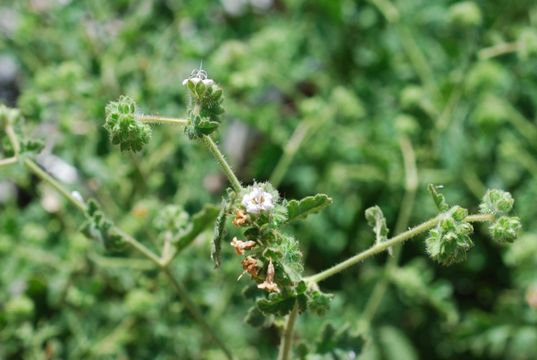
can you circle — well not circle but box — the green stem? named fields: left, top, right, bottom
left=277, top=303, right=299, bottom=360
left=306, top=213, right=494, bottom=283
left=139, top=115, right=188, bottom=126
left=162, top=267, right=234, bottom=360
left=478, top=42, right=519, bottom=59
left=270, top=121, right=310, bottom=188
left=0, top=156, right=17, bottom=167
left=359, top=137, right=417, bottom=330
left=201, top=135, right=242, bottom=192
left=5, top=124, right=20, bottom=156
left=23, top=158, right=87, bottom=212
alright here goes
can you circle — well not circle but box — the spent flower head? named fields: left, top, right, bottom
left=479, top=189, right=514, bottom=216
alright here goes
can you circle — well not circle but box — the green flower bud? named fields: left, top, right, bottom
left=448, top=2, right=482, bottom=27
left=400, top=85, right=424, bottom=109
left=5, top=296, right=34, bottom=321
left=182, top=69, right=225, bottom=139
left=104, top=96, right=151, bottom=152
left=479, top=189, right=514, bottom=216
left=0, top=103, right=21, bottom=128
left=473, top=94, right=510, bottom=130
left=426, top=207, right=474, bottom=266
left=489, top=216, right=522, bottom=244
left=126, top=289, right=155, bottom=315
left=154, top=205, right=190, bottom=233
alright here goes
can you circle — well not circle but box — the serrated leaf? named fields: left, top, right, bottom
left=256, top=293, right=296, bottom=316
left=175, top=205, right=220, bottom=252
left=365, top=205, right=392, bottom=255
left=244, top=306, right=272, bottom=328
left=286, top=193, right=332, bottom=223
left=428, top=184, right=449, bottom=212
left=211, top=199, right=227, bottom=268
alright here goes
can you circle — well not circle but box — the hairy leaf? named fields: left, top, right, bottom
left=175, top=205, right=220, bottom=252
left=286, top=193, right=332, bottom=223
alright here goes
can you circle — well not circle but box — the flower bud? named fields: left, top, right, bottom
left=479, top=189, right=514, bottom=216
left=426, top=208, right=474, bottom=265
left=0, top=104, right=21, bottom=128
left=104, top=96, right=151, bottom=152
left=448, top=2, right=482, bottom=28
left=489, top=216, right=521, bottom=244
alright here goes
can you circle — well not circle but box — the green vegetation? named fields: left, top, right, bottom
left=1, top=1, right=537, bottom=359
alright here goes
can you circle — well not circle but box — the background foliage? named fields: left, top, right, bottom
left=1, top=0, right=537, bottom=359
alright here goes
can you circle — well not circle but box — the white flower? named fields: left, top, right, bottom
left=242, top=186, right=274, bottom=214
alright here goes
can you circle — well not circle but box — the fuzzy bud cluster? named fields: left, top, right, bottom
left=426, top=206, right=474, bottom=266
left=182, top=69, right=224, bottom=139
left=104, top=95, right=151, bottom=152
left=479, top=189, right=521, bottom=244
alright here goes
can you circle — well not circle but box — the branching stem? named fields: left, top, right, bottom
left=201, top=135, right=242, bottom=192
left=306, top=213, right=494, bottom=283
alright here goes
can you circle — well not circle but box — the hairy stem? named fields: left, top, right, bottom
left=5, top=124, right=20, bottom=156
left=139, top=115, right=188, bottom=126
left=23, top=158, right=87, bottom=212
left=306, top=213, right=494, bottom=283
left=4, top=119, right=231, bottom=357
left=278, top=303, right=299, bottom=360
left=162, top=267, right=234, bottom=360
left=201, top=135, right=242, bottom=192
left=0, top=156, right=18, bottom=167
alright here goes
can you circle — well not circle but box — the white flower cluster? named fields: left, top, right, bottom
left=242, top=186, right=274, bottom=214
left=182, top=68, right=215, bottom=87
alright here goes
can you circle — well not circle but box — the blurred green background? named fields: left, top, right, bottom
left=1, top=0, right=537, bottom=359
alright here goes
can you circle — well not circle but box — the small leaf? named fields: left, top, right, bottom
left=211, top=199, right=228, bottom=268
left=244, top=306, right=272, bottom=328
left=256, top=293, right=296, bottom=316
left=175, top=205, right=220, bottom=252
left=365, top=205, right=391, bottom=255
left=286, top=193, right=332, bottom=223
left=428, top=184, right=449, bottom=212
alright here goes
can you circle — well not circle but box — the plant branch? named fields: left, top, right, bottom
left=270, top=121, right=311, bottom=187
left=139, top=115, right=188, bottom=126
left=277, top=303, right=299, bottom=360
left=359, top=137, right=417, bottom=330
left=162, top=267, right=234, bottom=360
left=306, top=213, right=494, bottom=283
left=201, top=134, right=242, bottom=192
left=0, top=156, right=18, bottom=167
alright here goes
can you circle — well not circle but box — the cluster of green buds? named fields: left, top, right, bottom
left=426, top=206, right=474, bottom=265
left=104, top=95, right=151, bottom=152
left=425, top=186, right=521, bottom=266
left=479, top=189, right=522, bottom=244
left=182, top=68, right=224, bottom=139
left=220, top=183, right=333, bottom=317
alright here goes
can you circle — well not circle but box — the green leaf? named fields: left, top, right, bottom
left=256, top=292, right=296, bottom=316
left=211, top=199, right=228, bottom=268
left=365, top=205, right=391, bottom=255
left=315, top=323, right=364, bottom=357
left=286, top=193, right=332, bottom=223
left=428, top=184, right=449, bottom=212
left=244, top=306, right=272, bottom=328
left=308, top=290, right=333, bottom=316
left=174, top=205, right=220, bottom=252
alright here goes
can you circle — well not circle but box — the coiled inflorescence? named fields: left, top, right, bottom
left=182, top=69, right=224, bottom=139
left=426, top=206, right=474, bottom=266
left=104, top=95, right=151, bottom=152
left=480, top=189, right=521, bottom=244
